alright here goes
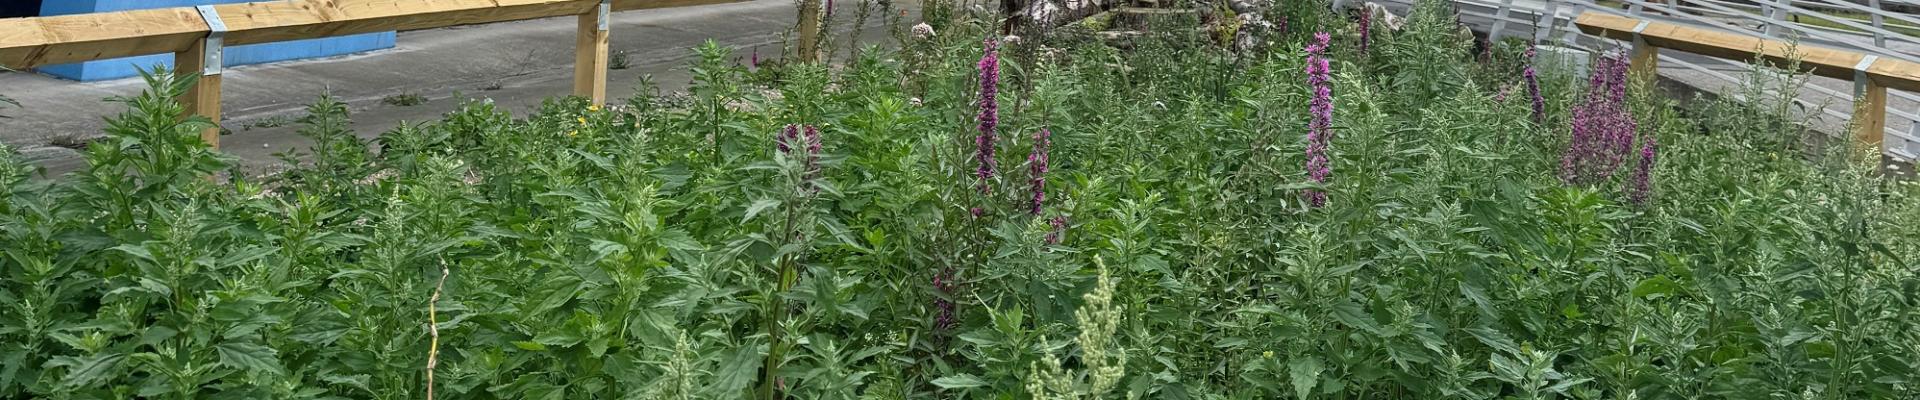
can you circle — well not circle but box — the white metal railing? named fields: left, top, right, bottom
left=1400, top=0, right=1920, bottom=159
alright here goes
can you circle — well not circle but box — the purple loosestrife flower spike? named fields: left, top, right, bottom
left=1525, top=46, right=1545, bottom=124
left=1303, top=32, right=1334, bottom=208
left=1629, top=135, right=1656, bottom=206
left=1028, top=129, right=1051, bottom=215
left=1044, top=216, right=1068, bottom=245
left=932, top=267, right=958, bottom=331
left=1560, top=52, right=1637, bottom=185
left=975, top=39, right=1002, bottom=195
left=777, top=124, right=798, bottom=154
left=1358, top=10, right=1372, bottom=54
left=804, top=125, right=823, bottom=192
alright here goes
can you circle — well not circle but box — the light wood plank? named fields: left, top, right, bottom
left=174, top=41, right=223, bottom=148
left=216, top=0, right=597, bottom=46
left=1630, top=40, right=1658, bottom=77
left=795, top=0, right=822, bottom=63
left=0, top=8, right=208, bottom=69
left=1854, top=80, right=1888, bottom=146
left=1575, top=12, right=1920, bottom=92
left=574, top=5, right=610, bottom=104
left=612, top=0, right=748, bottom=11
left=0, top=0, right=746, bottom=69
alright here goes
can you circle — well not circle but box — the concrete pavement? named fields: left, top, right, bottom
left=0, top=0, right=914, bottom=176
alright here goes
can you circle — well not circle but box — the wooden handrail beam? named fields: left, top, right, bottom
left=0, top=7, right=211, bottom=69
left=0, top=0, right=743, bottom=69
left=1575, top=12, right=1920, bottom=92
left=1577, top=11, right=1920, bottom=148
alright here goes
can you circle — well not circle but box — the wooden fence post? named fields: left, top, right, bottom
left=1854, top=56, right=1887, bottom=146
left=796, top=0, right=823, bottom=63
left=178, top=5, right=226, bottom=148
left=1629, top=21, right=1658, bottom=75
left=574, top=0, right=611, bottom=105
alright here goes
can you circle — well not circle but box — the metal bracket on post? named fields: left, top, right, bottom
left=597, top=0, right=611, bottom=31
left=1628, top=20, right=1657, bottom=74
left=1854, top=55, right=1880, bottom=98
left=1852, top=54, right=1888, bottom=151
left=1631, top=20, right=1651, bottom=46
left=195, top=5, right=226, bottom=76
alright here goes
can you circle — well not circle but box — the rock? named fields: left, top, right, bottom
left=1228, top=0, right=1268, bottom=14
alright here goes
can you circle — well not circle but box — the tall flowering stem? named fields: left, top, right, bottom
left=803, top=125, right=823, bottom=193
left=932, top=267, right=958, bottom=331
left=1524, top=45, right=1545, bottom=124
left=1358, top=10, right=1372, bottom=54
left=776, top=124, right=823, bottom=194
left=777, top=124, right=798, bottom=154
left=1559, top=53, right=1636, bottom=186
left=975, top=39, right=1002, bottom=195
left=1028, top=129, right=1051, bottom=215
left=766, top=122, right=823, bottom=400
left=1044, top=216, right=1067, bottom=245
left=1303, top=32, right=1334, bottom=208
left=1628, top=135, right=1656, bottom=206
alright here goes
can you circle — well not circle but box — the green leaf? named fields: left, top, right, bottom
left=703, top=343, right=763, bottom=397
left=1330, top=301, right=1384, bottom=335
left=1458, top=280, right=1496, bottom=318
left=1631, top=275, right=1679, bottom=298
left=1288, top=356, right=1323, bottom=400
left=659, top=229, right=704, bottom=251
left=111, top=244, right=155, bottom=263
left=1466, top=325, right=1522, bottom=356
left=1545, top=377, right=1593, bottom=393
left=56, top=352, right=126, bottom=390
left=931, top=373, right=988, bottom=389
left=216, top=343, right=286, bottom=376
left=512, top=341, right=548, bottom=351
left=534, top=329, right=585, bottom=348
left=743, top=199, right=781, bottom=223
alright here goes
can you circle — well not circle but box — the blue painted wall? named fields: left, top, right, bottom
left=37, top=0, right=396, bottom=81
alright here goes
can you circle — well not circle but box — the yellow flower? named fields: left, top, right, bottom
left=577, top=117, right=588, bottom=125
left=568, top=130, right=578, bottom=137
left=1262, top=351, right=1274, bottom=359
left=588, top=104, right=601, bottom=112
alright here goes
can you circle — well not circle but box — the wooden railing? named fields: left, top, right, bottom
left=0, top=0, right=743, bottom=148
left=1576, top=11, right=1920, bottom=147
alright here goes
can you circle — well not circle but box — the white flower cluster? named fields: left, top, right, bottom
left=1026, top=257, right=1127, bottom=399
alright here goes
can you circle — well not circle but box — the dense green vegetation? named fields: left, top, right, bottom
left=2, top=1, right=1917, bottom=398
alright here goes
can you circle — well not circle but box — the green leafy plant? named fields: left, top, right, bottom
left=1, top=2, right=1917, bottom=399
left=382, top=92, right=428, bottom=107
